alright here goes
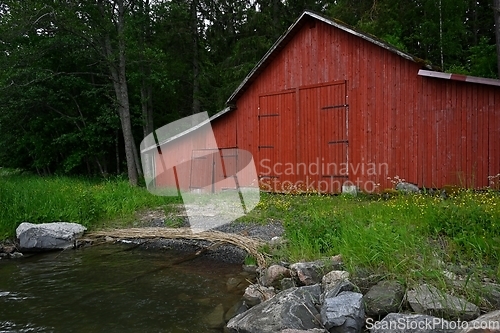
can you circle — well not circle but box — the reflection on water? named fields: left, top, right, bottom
left=0, top=244, right=248, bottom=333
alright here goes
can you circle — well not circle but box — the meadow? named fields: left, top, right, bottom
left=241, top=189, right=500, bottom=307
left=0, top=169, right=180, bottom=239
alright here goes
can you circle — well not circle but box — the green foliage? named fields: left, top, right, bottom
left=327, top=0, right=498, bottom=77
left=0, top=173, right=180, bottom=239
left=241, top=191, right=500, bottom=282
left=467, top=37, right=498, bottom=78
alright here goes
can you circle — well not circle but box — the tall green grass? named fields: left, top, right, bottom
left=243, top=191, right=500, bottom=283
left=0, top=172, right=181, bottom=239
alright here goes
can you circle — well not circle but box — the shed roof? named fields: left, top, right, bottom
left=225, top=10, right=433, bottom=106
left=226, top=10, right=500, bottom=106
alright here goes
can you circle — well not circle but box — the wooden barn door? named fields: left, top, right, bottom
left=258, top=91, right=296, bottom=192
left=189, top=148, right=242, bottom=193
left=298, top=81, right=348, bottom=193
left=189, top=149, right=216, bottom=193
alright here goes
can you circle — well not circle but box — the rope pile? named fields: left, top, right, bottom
left=87, top=227, right=267, bottom=267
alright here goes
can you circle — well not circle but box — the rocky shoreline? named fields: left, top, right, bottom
left=3, top=220, right=500, bottom=333
left=226, top=258, right=500, bottom=333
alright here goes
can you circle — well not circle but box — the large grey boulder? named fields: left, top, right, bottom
left=364, top=280, right=405, bottom=316
left=16, top=222, right=87, bottom=251
left=406, top=284, right=479, bottom=321
left=368, top=313, right=455, bottom=333
left=321, top=291, right=365, bottom=333
left=227, top=285, right=322, bottom=333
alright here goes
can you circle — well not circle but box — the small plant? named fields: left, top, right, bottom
left=244, top=255, right=257, bottom=266
left=487, top=173, right=500, bottom=190
left=387, top=175, right=406, bottom=186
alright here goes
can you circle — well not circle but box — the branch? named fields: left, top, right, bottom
left=45, top=104, right=83, bottom=132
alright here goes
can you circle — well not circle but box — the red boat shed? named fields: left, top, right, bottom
left=145, top=10, right=500, bottom=194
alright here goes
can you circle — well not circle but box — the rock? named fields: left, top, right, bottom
left=261, top=265, right=292, bottom=288
left=352, top=273, right=384, bottom=293
left=322, top=270, right=350, bottom=292
left=270, top=236, right=286, bottom=247
left=331, top=255, right=343, bottom=267
left=226, top=277, right=245, bottom=292
left=16, top=222, right=87, bottom=251
left=455, top=310, right=500, bottom=333
left=224, top=301, right=249, bottom=322
left=104, top=236, right=114, bottom=242
left=290, top=261, right=328, bottom=286
left=364, top=280, right=405, bottom=316
left=75, top=238, right=93, bottom=248
left=395, top=182, right=420, bottom=193
left=368, top=313, right=455, bottom=333
left=242, top=284, right=276, bottom=307
left=1, top=245, right=16, bottom=254
left=481, top=283, right=500, bottom=309
left=9, top=252, right=23, bottom=259
left=406, top=284, right=480, bottom=321
left=281, top=278, right=296, bottom=290
left=322, top=280, right=357, bottom=302
left=205, top=303, right=225, bottom=329
left=227, top=285, right=322, bottom=333
left=321, top=291, right=365, bottom=333
left=280, top=329, right=328, bottom=333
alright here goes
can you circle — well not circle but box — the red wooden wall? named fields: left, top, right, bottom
left=155, top=14, right=500, bottom=193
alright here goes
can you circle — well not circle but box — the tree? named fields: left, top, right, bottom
left=494, top=0, right=500, bottom=77
left=54, top=0, right=141, bottom=184
left=0, top=1, right=119, bottom=175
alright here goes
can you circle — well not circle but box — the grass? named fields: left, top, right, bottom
left=238, top=190, right=500, bottom=307
left=0, top=170, right=181, bottom=239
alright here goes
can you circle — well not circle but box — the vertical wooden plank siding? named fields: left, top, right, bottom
left=155, top=15, right=500, bottom=193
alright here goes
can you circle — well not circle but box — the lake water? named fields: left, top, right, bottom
left=0, top=244, right=249, bottom=333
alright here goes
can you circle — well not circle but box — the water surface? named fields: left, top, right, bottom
left=0, top=243, right=247, bottom=333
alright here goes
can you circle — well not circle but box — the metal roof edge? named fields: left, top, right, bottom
left=418, top=69, right=500, bottom=87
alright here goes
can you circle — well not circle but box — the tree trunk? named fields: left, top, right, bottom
left=132, top=138, right=143, bottom=178
left=100, top=0, right=138, bottom=186
left=140, top=0, right=154, bottom=138
left=494, top=0, right=500, bottom=78
left=141, top=75, right=154, bottom=137
left=191, top=0, right=201, bottom=115
left=116, top=129, right=120, bottom=174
